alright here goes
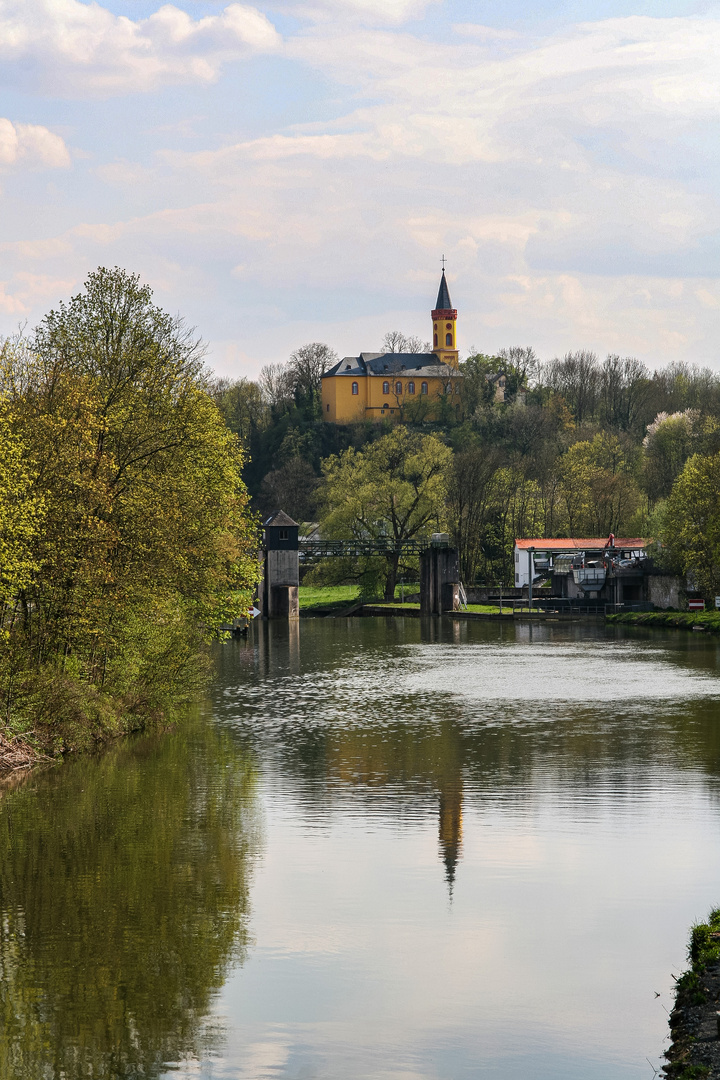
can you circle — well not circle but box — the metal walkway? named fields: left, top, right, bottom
left=299, top=537, right=430, bottom=560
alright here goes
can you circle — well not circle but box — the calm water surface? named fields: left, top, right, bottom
left=3, top=618, right=720, bottom=1079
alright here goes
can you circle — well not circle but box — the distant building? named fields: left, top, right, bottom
left=486, top=370, right=527, bottom=405
left=513, top=535, right=683, bottom=609
left=321, top=269, right=463, bottom=423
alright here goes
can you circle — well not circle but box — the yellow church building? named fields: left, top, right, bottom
left=321, top=269, right=463, bottom=423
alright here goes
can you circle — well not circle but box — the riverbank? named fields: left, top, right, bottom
left=664, top=910, right=720, bottom=1078
left=607, top=612, right=720, bottom=633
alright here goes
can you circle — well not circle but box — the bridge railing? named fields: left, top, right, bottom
left=299, top=537, right=430, bottom=559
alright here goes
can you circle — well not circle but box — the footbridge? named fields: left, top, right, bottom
left=298, top=536, right=430, bottom=562
left=260, top=511, right=459, bottom=619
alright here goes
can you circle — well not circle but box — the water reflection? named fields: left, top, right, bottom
left=203, top=619, right=720, bottom=1079
left=0, top=719, right=260, bottom=1080
left=215, top=618, right=720, bottom=894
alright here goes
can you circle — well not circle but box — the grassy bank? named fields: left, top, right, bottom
left=607, top=611, right=720, bottom=632
left=299, top=585, right=422, bottom=613
left=664, top=910, right=720, bottom=1079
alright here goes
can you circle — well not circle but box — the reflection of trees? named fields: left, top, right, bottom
left=0, top=720, right=260, bottom=1080
left=219, top=620, right=720, bottom=898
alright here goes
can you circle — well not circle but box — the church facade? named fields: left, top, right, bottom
left=321, top=270, right=463, bottom=424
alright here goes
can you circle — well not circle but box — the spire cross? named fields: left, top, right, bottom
left=441, top=254, right=447, bottom=271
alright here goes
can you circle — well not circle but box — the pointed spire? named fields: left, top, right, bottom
left=435, top=269, right=452, bottom=311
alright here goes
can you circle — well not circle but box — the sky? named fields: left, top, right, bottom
left=1, top=0, right=720, bottom=377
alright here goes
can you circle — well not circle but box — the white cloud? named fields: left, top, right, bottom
left=2, top=12, right=720, bottom=371
left=268, top=0, right=438, bottom=26
left=0, top=118, right=70, bottom=168
left=0, top=0, right=281, bottom=96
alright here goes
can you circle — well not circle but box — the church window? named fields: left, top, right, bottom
left=352, top=381, right=359, bottom=395
left=434, top=333, right=438, bottom=347
left=446, top=322, right=452, bottom=330
left=421, top=382, right=428, bottom=395
left=408, top=381, right=415, bottom=394
left=383, top=381, right=390, bottom=394
left=445, top=333, right=453, bottom=346
left=395, top=381, right=402, bottom=394
left=326, top=403, right=330, bottom=411
left=383, top=403, right=389, bottom=410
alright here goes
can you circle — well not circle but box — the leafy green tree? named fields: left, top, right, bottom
left=210, top=376, right=266, bottom=445
left=662, top=452, right=720, bottom=601
left=0, top=268, right=259, bottom=746
left=318, top=427, right=452, bottom=599
left=557, top=432, right=640, bottom=537
left=0, top=390, right=43, bottom=627
left=641, top=409, right=712, bottom=503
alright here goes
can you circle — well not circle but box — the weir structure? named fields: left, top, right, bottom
left=259, top=514, right=460, bottom=618
left=261, top=511, right=300, bottom=619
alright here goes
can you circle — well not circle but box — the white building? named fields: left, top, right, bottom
left=513, top=537, right=647, bottom=588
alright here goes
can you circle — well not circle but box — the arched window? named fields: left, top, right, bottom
left=407, top=381, right=415, bottom=394
left=383, top=403, right=390, bottom=410
left=352, top=381, right=359, bottom=395
left=395, top=381, right=402, bottom=394
left=383, top=381, right=390, bottom=394
left=433, top=333, right=438, bottom=347
left=445, top=333, right=453, bottom=346
left=421, top=382, right=428, bottom=395
left=455, top=383, right=460, bottom=394
left=326, top=403, right=330, bottom=411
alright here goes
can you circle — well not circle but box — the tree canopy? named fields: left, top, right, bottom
left=0, top=267, right=259, bottom=752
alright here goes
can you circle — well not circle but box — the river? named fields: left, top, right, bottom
left=3, top=617, right=720, bottom=1079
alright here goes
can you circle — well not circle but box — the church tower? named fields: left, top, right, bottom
left=431, top=268, right=459, bottom=369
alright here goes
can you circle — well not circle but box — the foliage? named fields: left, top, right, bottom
left=0, top=392, right=43, bottom=619
left=0, top=268, right=259, bottom=753
left=317, top=427, right=452, bottom=599
left=661, top=452, right=720, bottom=602
left=557, top=432, right=641, bottom=537
left=607, top=611, right=720, bottom=631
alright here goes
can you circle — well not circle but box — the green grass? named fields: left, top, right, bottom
left=299, top=584, right=422, bottom=612
left=607, top=611, right=720, bottom=632
left=299, top=585, right=362, bottom=611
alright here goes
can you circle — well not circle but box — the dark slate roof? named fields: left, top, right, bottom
left=435, top=270, right=452, bottom=311
left=365, top=353, right=439, bottom=374
left=320, top=352, right=463, bottom=380
left=264, top=510, right=298, bottom=527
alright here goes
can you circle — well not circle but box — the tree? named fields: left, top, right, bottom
left=288, top=342, right=338, bottom=400
left=1, top=268, right=259, bottom=744
left=210, top=377, right=266, bottom=444
left=497, top=346, right=540, bottom=386
left=259, top=457, right=319, bottom=523
left=458, top=353, right=501, bottom=415
left=259, top=362, right=294, bottom=409
left=662, top=452, right=720, bottom=601
left=318, top=427, right=452, bottom=599
left=0, top=389, right=43, bottom=624
left=557, top=432, right=640, bottom=537
left=381, top=330, right=430, bottom=354
left=642, top=409, right=704, bottom=503
left=542, top=350, right=600, bottom=423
